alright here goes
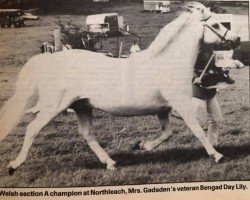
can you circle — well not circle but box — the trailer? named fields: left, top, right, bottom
left=86, top=13, right=124, bottom=35
left=143, top=0, right=171, bottom=13
left=0, top=9, right=25, bottom=28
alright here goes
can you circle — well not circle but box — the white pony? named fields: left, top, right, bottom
left=0, top=2, right=239, bottom=173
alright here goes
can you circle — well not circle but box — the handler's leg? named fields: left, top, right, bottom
left=140, top=110, right=172, bottom=151
left=75, top=108, right=116, bottom=170
left=191, top=97, right=208, bottom=125
left=207, top=95, right=223, bottom=146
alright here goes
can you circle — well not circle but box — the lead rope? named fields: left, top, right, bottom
left=197, top=53, right=215, bottom=84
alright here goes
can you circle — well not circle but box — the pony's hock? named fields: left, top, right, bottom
left=0, top=2, right=240, bottom=172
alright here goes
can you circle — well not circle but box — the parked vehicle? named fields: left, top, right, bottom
left=0, top=9, right=25, bottom=28
left=23, top=12, right=39, bottom=20
left=86, top=13, right=124, bottom=36
left=143, top=0, right=171, bottom=13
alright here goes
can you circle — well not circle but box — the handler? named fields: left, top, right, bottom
left=130, top=41, right=141, bottom=54
left=192, top=45, right=224, bottom=146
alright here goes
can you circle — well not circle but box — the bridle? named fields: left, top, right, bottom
left=204, top=24, right=229, bottom=43
left=201, top=15, right=230, bottom=43
left=196, top=16, right=231, bottom=86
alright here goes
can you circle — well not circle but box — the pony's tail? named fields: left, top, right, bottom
left=0, top=61, right=38, bottom=141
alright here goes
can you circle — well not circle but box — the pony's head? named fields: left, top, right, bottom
left=202, top=15, right=240, bottom=49
left=183, top=2, right=240, bottom=49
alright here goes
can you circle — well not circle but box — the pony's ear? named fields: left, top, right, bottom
left=182, top=3, right=194, bottom=13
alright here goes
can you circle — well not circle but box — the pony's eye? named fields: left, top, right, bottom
left=212, top=23, right=219, bottom=29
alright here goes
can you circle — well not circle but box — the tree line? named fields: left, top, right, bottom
left=0, top=0, right=143, bottom=12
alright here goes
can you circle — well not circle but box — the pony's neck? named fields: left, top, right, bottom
left=156, top=19, right=203, bottom=71
left=131, top=13, right=192, bottom=60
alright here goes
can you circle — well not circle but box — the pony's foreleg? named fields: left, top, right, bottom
left=138, top=111, right=172, bottom=151
left=172, top=97, right=223, bottom=162
left=191, top=97, right=208, bottom=125
left=75, top=109, right=116, bottom=170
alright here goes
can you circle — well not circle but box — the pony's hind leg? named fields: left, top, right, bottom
left=7, top=93, right=75, bottom=173
left=73, top=102, right=116, bottom=170
left=135, top=108, right=173, bottom=151
left=7, top=107, right=59, bottom=173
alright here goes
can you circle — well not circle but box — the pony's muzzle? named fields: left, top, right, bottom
left=235, top=36, right=241, bottom=47
left=229, top=36, right=241, bottom=49
left=221, top=36, right=240, bottom=50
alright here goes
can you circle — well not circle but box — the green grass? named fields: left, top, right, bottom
left=0, top=4, right=249, bottom=187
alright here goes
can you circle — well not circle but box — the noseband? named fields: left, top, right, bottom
left=201, top=15, right=230, bottom=43
left=204, top=24, right=229, bottom=43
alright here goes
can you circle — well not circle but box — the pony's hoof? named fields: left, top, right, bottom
left=214, top=153, right=224, bottom=163
left=107, top=161, right=117, bottom=171
left=7, top=161, right=19, bottom=174
left=132, top=140, right=143, bottom=150
left=8, top=167, right=16, bottom=175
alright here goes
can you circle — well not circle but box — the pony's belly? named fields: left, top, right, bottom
left=88, top=89, right=170, bottom=117
left=100, top=105, right=171, bottom=117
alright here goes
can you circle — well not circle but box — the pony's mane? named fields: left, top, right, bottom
left=134, top=12, right=191, bottom=58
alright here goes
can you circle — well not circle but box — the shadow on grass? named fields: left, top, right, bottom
left=25, top=143, right=250, bottom=171
left=106, top=144, right=250, bottom=168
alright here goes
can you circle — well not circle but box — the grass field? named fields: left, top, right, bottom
left=0, top=4, right=249, bottom=187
